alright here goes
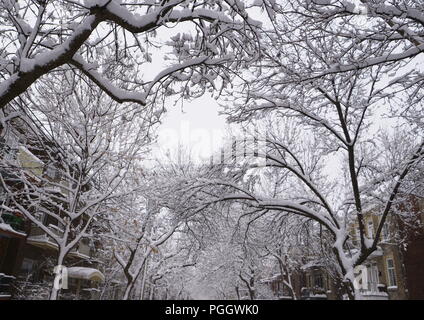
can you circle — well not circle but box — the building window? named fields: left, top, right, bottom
left=382, top=222, right=390, bottom=241
left=314, top=273, right=324, bottom=289
left=367, top=220, right=374, bottom=239
left=366, top=263, right=379, bottom=292
left=21, top=258, right=34, bottom=272
left=355, top=227, right=361, bottom=244
left=386, top=258, right=397, bottom=287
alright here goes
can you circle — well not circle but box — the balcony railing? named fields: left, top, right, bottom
left=0, top=273, right=15, bottom=300
left=363, top=282, right=379, bottom=293
left=0, top=212, right=26, bottom=233
left=28, top=223, right=63, bottom=238
left=358, top=282, right=389, bottom=300
left=28, top=224, right=92, bottom=259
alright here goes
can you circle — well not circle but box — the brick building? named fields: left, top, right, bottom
left=264, top=198, right=424, bottom=300
left=1, top=116, right=104, bottom=300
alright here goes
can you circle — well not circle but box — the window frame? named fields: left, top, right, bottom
left=367, top=220, right=374, bottom=239
left=382, top=221, right=390, bottom=241
left=386, top=258, right=397, bottom=287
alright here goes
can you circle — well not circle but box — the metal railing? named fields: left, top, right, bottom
left=28, top=223, right=92, bottom=258
left=0, top=273, right=15, bottom=299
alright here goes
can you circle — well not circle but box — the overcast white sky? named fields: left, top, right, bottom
left=152, top=94, right=227, bottom=162
left=142, top=4, right=424, bottom=183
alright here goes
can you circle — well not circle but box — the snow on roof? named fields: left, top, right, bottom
left=67, top=267, right=105, bottom=282
left=301, top=261, right=324, bottom=270
left=361, top=291, right=389, bottom=297
left=368, top=247, right=383, bottom=259
left=0, top=273, right=16, bottom=279
left=82, top=288, right=100, bottom=292
left=0, top=222, right=27, bottom=238
left=18, top=146, right=44, bottom=165
left=26, top=235, right=58, bottom=250
left=260, top=273, right=283, bottom=283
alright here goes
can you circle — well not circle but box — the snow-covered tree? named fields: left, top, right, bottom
left=184, top=111, right=422, bottom=299
left=192, top=1, right=424, bottom=299
left=1, top=0, right=423, bottom=301
left=104, top=152, right=205, bottom=300
left=0, top=71, right=150, bottom=299
left=108, top=195, right=183, bottom=300
left=0, top=0, right=261, bottom=110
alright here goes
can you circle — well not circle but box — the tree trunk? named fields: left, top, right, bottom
left=139, top=259, right=148, bottom=300
left=286, top=273, right=297, bottom=300
left=249, top=276, right=256, bottom=300
left=50, top=250, right=66, bottom=300
left=122, top=282, right=134, bottom=300
left=235, top=286, right=241, bottom=300
left=344, top=280, right=356, bottom=300
left=342, top=269, right=359, bottom=300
